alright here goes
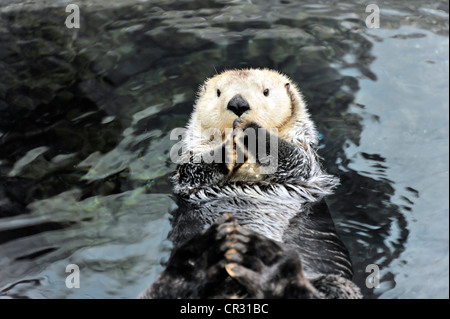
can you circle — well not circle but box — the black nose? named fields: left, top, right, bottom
left=227, top=94, right=250, bottom=117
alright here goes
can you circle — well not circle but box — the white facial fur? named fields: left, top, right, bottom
left=181, top=69, right=318, bottom=161
left=197, top=69, right=293, bottom=132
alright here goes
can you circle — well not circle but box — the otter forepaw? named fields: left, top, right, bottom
left=230, top=118, right=261, bottom=170
left=232, top=117, right=242, bottom=130
left=232, top=116, right=260, bottom=131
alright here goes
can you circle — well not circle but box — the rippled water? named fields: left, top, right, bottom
left=0, top=0, right=448, bottom=299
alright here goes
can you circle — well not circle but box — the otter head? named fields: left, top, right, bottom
left=183, top=68, right=318, bottom=158
left=196, top=69, right=295, bottom=132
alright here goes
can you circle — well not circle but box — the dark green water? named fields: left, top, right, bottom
left=0, top=0, right=448, bottom=298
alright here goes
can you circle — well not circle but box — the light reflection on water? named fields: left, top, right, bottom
left=0, top=0, right=448, bottom=298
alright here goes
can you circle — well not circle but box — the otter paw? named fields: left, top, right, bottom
left=147, top=214, right=323, bottom=298
left=217, top=215, right=322, bottom=299
left=232, top=116, right=260, bottom=131
left=147, top=219, right=235, bottom=298
left=228, top=118, right=261, bottom=170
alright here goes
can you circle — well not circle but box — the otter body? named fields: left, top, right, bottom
left=141, top=69, right=361, bottom=299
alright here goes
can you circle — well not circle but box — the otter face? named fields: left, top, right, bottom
left=194, top=69, right=295, bottom=133
left=183, top=68, right=318, bottom=159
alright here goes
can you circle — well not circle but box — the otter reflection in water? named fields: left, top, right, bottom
left=141, top=69, right=361, bottom=299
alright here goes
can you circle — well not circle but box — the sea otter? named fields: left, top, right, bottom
left=140, top=69, right=361, bottom=299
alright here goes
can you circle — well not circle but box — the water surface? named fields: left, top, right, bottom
left=0, top=0, right=448, bottom=298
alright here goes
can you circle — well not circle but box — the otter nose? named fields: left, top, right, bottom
left=227, top=94, right=250, bottom=117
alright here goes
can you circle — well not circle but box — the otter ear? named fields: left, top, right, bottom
left=285, top=83, right=290, bottom=89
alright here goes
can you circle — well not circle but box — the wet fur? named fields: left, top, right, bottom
left=141, top=69, right=361, bottom=299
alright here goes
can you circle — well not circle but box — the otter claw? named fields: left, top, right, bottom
left=233, top=117, right=242, bottom=129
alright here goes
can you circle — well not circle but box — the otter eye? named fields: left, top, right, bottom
left=217, top=89, right=221, bottom=97
left=263, top=88, right=269, bottom=96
